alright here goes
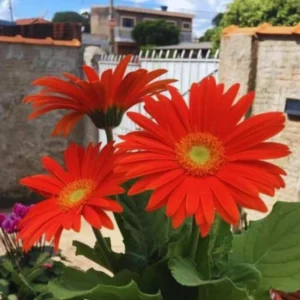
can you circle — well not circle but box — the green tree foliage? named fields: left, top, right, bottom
left=52, top=11, right=90, bottom=33
left=222, top=0, right=300, bottom=27
left=199, top=0, right=300, bottom=50
left=132, top=20, right=180, bottom=46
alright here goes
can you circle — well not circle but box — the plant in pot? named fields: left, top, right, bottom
left=12, top=55, right=300, bottom=300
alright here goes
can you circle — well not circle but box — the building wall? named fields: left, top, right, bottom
left=0, top=42, right=85, bottom=208
left=219, top=34, right=300, bottom=220
left=91, top=7, right=110, bottom=38
left=91, top=7, right=193, bottom=43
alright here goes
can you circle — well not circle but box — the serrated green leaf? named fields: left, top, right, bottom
left=230, top=201, right=300, bottom=297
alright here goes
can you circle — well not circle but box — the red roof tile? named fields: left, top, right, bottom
left=15, top=18, right=50, bottom=25
left=223, top=23, right=300, bottom=36
left=0, top=35, right=81, bottom=47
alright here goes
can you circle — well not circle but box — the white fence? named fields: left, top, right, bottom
left=97, top=49, right=219, bottom=143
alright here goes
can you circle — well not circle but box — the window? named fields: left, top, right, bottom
left=121, top=17, right=136, bottom=28
left=167, top=20, right=177, bottom=26
left=182, top=22, right=191, bottom=31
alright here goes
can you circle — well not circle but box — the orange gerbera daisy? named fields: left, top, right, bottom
left=116, top=77, right=290, bottom=236
left=18, top=142, right=125, bottom=251
left=23, top=55, right=176, bottom=136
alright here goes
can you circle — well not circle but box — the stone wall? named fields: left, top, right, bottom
left=0, top=42, right=84, bottom=208
left=219, top=33, right=300, bottom=220
left=219, top=34, right=255, bottom=99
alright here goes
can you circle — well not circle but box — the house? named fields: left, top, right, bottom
left=91, top=5, right=194, bottom=54
left=15, top=18, right=50, bottom=25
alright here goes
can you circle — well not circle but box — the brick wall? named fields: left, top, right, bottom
left=219, top=34, right=300, bottom=220
left=0, top=42, right=84, bottom=208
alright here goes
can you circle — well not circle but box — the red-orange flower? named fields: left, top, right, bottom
left=23, top=55, right=176, bottom=136
left=18, top=142, right=125, bottom=251
left=116, top=77, right=290, bottom=236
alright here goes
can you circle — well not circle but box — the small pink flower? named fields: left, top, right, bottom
left=43, top=263, right=52, bottom=270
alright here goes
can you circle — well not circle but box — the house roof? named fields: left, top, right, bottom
left=223, top=23, right=300, bottom=36
left=15, top=18, right=50, bottom=25
left=92, top=5, right=194, bottom=19
left=154, top=42, right=212, bottom=50
left=0, top=35, right=81, bottom=47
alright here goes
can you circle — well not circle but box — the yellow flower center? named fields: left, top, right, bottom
left=175, top=133, right=225, bottom=177
left=57, top=179, right=95, bottom=211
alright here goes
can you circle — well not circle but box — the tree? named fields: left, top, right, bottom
left=199, top=0, right=300, bottom=50
left=52, top=11, right=84, bottom=23
left=222, top=0, right=300, bottom=27
left=132, top=20, right=180, bottom=46
left=52, top=11, right=90, bottom=33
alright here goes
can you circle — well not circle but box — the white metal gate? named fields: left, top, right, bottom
left=97, top=49, right=219, bottom=143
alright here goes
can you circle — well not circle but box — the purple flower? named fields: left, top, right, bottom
left=12, top=203, right=33, bottom=218
left=2, top=214, right=21, bottom=234
left=0, top=214, right=6, bottom=227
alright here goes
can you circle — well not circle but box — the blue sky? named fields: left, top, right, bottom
left=0, top=0, right=232, bottom=38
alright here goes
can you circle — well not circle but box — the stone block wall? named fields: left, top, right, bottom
left=219, top=33, right=300, bottom=220
left=0, top=42, right=84, bottom=208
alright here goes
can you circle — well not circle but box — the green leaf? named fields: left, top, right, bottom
left=208, top=215, right=233, bottom=270
left=73, top=240, right=122, bottom=272
left=49, top=267, right=162, bottom=300
left=169, top=257, right=204, bottom=286
left=230, top=201, right=300, bottom=296
left=169, top=257, right=260, bottom=299
left=0, top=278, right=9, bottom=295
left=115, top=180, right=170, bottom=270
left=198, top=277, right=255, bottom=300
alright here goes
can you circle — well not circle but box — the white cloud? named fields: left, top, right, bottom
left=79, top=8, right=90, bottom=14
left=0, top=0, right=15, bottom=20
left=127, top=0, right=149, bottom=3
left=153, top=0, right=233, bottom=38
left=194, top=18, right=211, bottom=25
left=208, top=0, right=232, bottom=12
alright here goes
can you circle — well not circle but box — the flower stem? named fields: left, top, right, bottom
left=189, top=218, right=200, bottom=260
left=90, top=126, right=115, bottom=273
left=92, top=228, right=114, bottom=272
left=105, top=127, right=114, bottom=142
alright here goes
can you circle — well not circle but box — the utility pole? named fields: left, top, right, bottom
left=8, top=0, right=13, bottom=22
left=109, top=0, right=115, bottom=54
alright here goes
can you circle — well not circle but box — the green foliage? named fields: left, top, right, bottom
left=49, top=187, right=300, bottom=300
left=132, top=20, right=180, bottom=46
left=49, top=267, right=162, bottom=300
left=52, top=11, right=90, bottom=33
left=222, top=0, right=300, bottom=27
left=200, top=0, right=300, bottom=52
left=230, top=201, right=300, bottom=298
left=0, top=247, right=66, bottom=300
